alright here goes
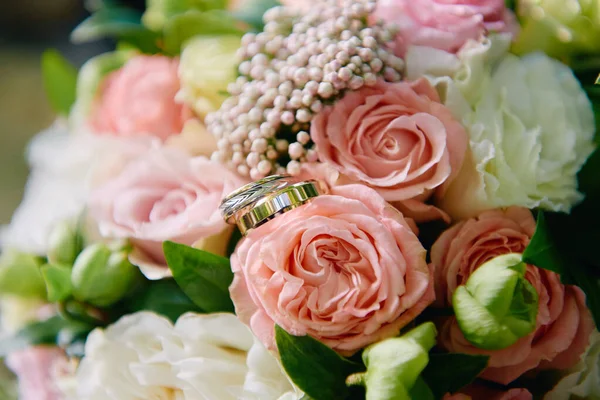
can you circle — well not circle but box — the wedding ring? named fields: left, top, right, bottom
left=220, top=175, right=329, bottom=236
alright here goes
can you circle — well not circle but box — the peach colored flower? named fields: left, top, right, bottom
left=89, top=146, right=247, bottom=279
left=6, top=346, right=70, bottom=400
left=444, top=383, right=532, bottom=400
left=89, top=55, right=192, bottom=141
left=311, top=79, right=467, bottom=223
left=431, top=207, right=594, bottom=384
left=230, top=184, right=434, bottom=355
left=373, top=0, right=518, bottom=56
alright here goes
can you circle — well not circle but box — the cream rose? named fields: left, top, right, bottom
left=230, top=184, right=434, bottom=355
left=311, top=79, right=468, bottom=222
left=75, top=312, right=301, bottom=400
left=405, top=35, right=596, bottom=219
left=546, top=330, right=600, bottom=400
left=178, top=35, right=241, bottom=117
left=89, top=146, right=247, bottom=279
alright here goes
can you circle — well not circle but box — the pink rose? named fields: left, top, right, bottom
left=373, top=0, right=518, bottom=56
left=431, top=207, right=594, bottom=384
left=311, top=79, right=467, bottom=223
left=6, top=346, right=69, bottom=400
left=444, top=383, right=532, bottom=400
left=230, top=184, right=434, bottom=355
left=89, top=146, right=248, bottom=279
left=90, top=55, right=192, bottom=141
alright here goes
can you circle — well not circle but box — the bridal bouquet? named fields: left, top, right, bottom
left=2, top=0, right=600, bottom=398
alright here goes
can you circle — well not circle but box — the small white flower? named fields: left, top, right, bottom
left=545, top=331, right=600, bottom=400
left=406, top=35, right=596, bottom=219
left=75, top=312, right=302, bottom=400
left=0, top=121, right=150, bottom=255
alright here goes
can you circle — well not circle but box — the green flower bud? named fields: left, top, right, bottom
left=513, top=0, right=600, bottom=59
left=47, top=221, right=83, bottom=266
left=142, top=0, right=227, bottom=31
left=71, top=243, right=141, bottom=307
left=453, top=253, right=538, bottom=351
left=0, top=250, right=46, bottom=299
left=346, top=322, right=437, bottom=400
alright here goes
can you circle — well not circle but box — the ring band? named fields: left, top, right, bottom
left=220, top=175, right=329, bottom=236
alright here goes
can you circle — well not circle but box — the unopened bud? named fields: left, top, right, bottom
left=453, top=253, right=538, bottom=350
left=346, top=322, right=437, bottom=400
left=71, top=243, right=141, bottom=307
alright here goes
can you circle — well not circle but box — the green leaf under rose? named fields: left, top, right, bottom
left=163, top=241, right=235, bottom=313
left=71, top=7, right=160, bottom=53
left=421, top=353, right=489, bottom=399
left=524, top=212, right=600, bottom=328
left=41, top=49, right=78, bottom=116
left=275, top=325, right=364, bottom=400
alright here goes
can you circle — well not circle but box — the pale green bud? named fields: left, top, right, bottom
left=453, top=253, right=538, bottom=350
left=346, top=322, right=437, bottom=400
left=0, top=250, right=46, bottom=299
left=71, top=243, right=141, bottom=307
left=513, top=0, right=600, bottom=59
left=47, top=221, right=83, bottom=266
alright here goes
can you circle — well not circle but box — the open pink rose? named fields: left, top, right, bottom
left=431, top=207, right=594, bottom=384
left=230, top=184, right=434, bottom=355
left=6, top=346, right=70, bottom=400
left=444, top=383, right=532, bottom=400
left=90, top=55, right=192, bottom=141
left=311, top=79, right=467, bottom=223
left=373, top=0, right=518, bottom=56
left=89, top=146, right=248, bottom=279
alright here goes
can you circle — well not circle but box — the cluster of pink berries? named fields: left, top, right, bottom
left=207, top=0, right=403, bottom=179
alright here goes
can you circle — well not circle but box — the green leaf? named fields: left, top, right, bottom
left=0, top=316, right=92, bottom=357
left=275, top=325, right=363, bottom=400
left=163, top=10, right=243, bottom=54
left=226, top=227, right=243, bottom=257
left=522, top=212, right=600, bottom=328
left=41, top=263, right=73, bottom=302
left=163, top=241, right=235, bottom=313
left=71, top=7, right=160, bottom=53
left=522, top=212, right=564, bottom=274
left=422, top=353, right=489, bottom=399
left=143, top=0, right=229, bottom=31
left=408, top=377, right=435, bottom=400
left=41, top=49, right=78, bottom=116
left=126, top=279, right=203, bottom=322
left=231, top=0, right=280, bottom=31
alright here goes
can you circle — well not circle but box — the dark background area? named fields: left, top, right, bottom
left=0, top=0, right=143, bottom=225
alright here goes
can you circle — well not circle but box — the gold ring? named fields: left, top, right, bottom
left=220, top=175, right=329, bottom=236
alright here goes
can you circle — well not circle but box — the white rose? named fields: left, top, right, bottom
left=75, top=312, right=302, bottom=400
left=406, top=35, right=596, bottom=219
left=178, top=35, right=241, bottom=117
left=545, top=331, right=600, bottom=400
left=0, top=121, right=150, bottom=255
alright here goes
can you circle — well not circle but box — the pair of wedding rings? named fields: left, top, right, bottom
left=220, top=175, right=328, bottom=236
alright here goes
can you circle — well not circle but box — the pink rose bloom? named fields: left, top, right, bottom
left=90, top=55, right=192, bottom=141
left=431, top=207, right=594, bottom=385
left=444, top=383, right=532, bottom=400
left=230, top=184, right=434, bottom=355
left=311, top=79, right=467, bottom=223
left=6, top=346, right=69, bottom=400
left=373, top=0, right=518, bottom=56
left=89, top=146, right=248, bottom=279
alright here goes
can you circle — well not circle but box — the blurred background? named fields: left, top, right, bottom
left=0, top=0, right=143, bottom=226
